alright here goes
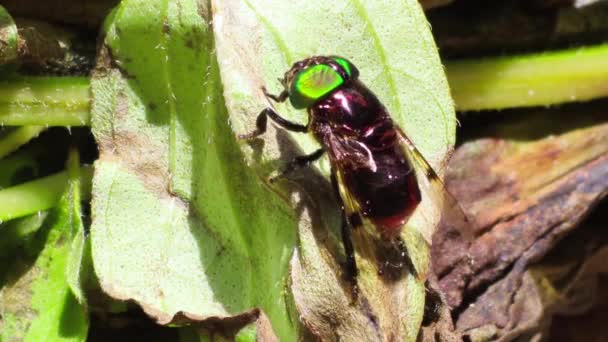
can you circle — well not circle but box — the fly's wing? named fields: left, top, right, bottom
left=333, top=169, right=362, bottom=227
left=395, top=127, right=474, bottom=243
left=326, top=133, right=378, bottom=172
left=324, top=133, right=375, bottom=228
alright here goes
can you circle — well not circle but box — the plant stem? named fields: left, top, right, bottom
left=0, top=125, right=45, bottom=158
left=0, top=149, right=39, bottom=187
left=0, top=76, right=90, bottom=126
left=0, top=165, right=93, bottom=222
left=446, top=44, right=608, bottom=111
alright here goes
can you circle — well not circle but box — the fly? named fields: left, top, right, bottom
left=239, top=56, right=471, bottom=287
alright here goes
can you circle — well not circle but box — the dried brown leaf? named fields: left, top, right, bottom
left=432, top=109, right=608, bottom=340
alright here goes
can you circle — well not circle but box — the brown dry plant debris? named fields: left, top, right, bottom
left=2, top=0, right=118, bottom=29
left=430, top=106, right=608, bottom=341
left=427, top=1, right=608, bottom=58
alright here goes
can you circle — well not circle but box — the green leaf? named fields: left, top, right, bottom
left=234, top=325, right=256, bottom=342
left=91, top=0, right=295, bottom=339
left=65, top=149, right=92, bottom=305
left=0, top=165, right=89, bottom=341
left=0, top=213, right=47, bottom=265
left=214, top=0, right=454, bottom=340
left=90, top=0, right=454, bottom=340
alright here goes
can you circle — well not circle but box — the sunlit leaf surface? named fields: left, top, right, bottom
left=90, top=0, right=455, bottom=340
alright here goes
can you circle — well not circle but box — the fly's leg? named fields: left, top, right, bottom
left=263, top=87, right=288, bottom=103
left=396, top=237, right=419, bottom=279
left=377, top=237, right=418, bottom=281
left=238, top=107, right=308, bottom=140
left=330, top=170, right=358, bottom=294
left=238, top=86, right=303, bottom=139
left=341, top=212, right=358, bottom=285
left=269, top=149, right=325, bottom=183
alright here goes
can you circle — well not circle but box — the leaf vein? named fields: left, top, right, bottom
left=350, top=0, right=402, bottom=113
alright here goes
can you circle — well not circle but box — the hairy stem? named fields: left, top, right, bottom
left=0, top=76, right=90, bottom=126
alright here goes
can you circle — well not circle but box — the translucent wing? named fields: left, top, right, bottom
left=395, top=127, right=474, bottom=243
left=325, top=133, right=367, bottom=227
left=333, top=169, right=365, bottom=228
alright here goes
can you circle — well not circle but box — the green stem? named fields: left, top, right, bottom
left=0, top=152, right=38, bottom=187
left=0, top=125, right=46, bottom=159
left=0, top=76, right=90, bottom=126
left=0, top=165, right=93, bottom=222
left=446, top=44, right=608, bottom=111
left=67, top=147, right=81, bottom=207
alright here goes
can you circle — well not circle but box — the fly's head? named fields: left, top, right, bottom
left=282, top=56, right=359, bottom=109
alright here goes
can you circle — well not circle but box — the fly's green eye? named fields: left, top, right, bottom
left=332, top=56, right=359, bottom=79
left=289, top=64, right=344, bottom=109
left=334, top=57, right=352, bottom=76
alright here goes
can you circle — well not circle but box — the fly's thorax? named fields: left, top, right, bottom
left=308, top=81, right=388, bottom=133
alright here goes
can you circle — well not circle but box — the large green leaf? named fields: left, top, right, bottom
left=214, top=1, right=454, bottom=340
left=91, top=0, right=296, bottom=339
left=90, top=0, right=454, bottom=340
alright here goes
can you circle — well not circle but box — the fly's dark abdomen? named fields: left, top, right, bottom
left=311, top=80, right=422, bottom=236
left=342, top=143, right=421, bottom=236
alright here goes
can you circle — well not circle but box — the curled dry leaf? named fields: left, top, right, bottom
left=419, top=0, right=454, bottom=11
left=428, top=1, right=608, bottom=58
left=432, top=106, right=608, bottom=341
left=417, top=280, right=462, bottom=342
left=549, top=264, right=608, bottom=341
left=172, top=308, right=278, bottom=341
left=1, top=0, right=117, bottom=29
left=0, top=5, right=18, bottom=65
